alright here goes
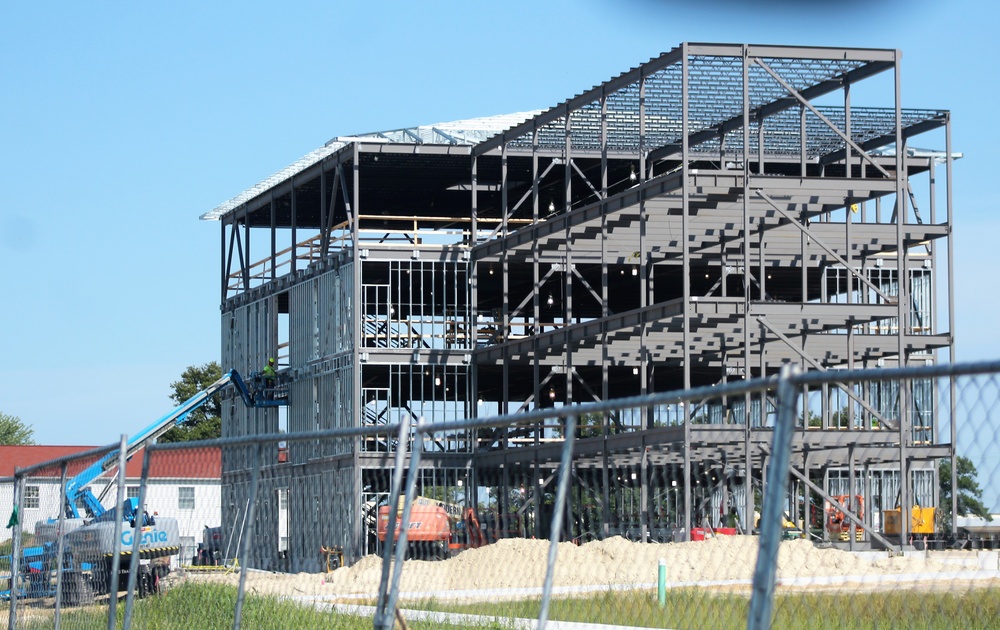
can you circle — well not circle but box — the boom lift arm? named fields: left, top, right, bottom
left=61, top=369, right=279, bottom=520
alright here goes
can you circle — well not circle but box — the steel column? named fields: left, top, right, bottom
left=893, top=51, right=910, bottom=546
left=681, top=43, right=693, bottom=535
left=946, top=116, right=958, bottom=535
left=742, top=44, right=755, bottom=525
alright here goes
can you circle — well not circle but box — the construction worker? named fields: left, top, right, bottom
left=261, top=357, right=278, bottom=399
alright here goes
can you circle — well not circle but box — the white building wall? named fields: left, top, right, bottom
left=0, top=479, right=64, bottom=543
left=0, top=477, right=221, bottom=569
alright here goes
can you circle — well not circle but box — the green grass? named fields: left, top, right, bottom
left=409, top=586, right=1000, bottom=630
left=7, top=582, right=999, bottom=629
left=7, top=582, right=487, bottom=629
left=13, top=583, right=372, bottom=630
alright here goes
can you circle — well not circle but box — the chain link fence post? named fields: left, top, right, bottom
left=52, top=461, right=69, bottom=630
left=106, top=434, right=129, bottom=630
left=122, top=445, right=155, bottom=629
left=232, top=442, right=263, bottom=630
left=748, top=364, right=801, bottom=630
left=381, top=418, right=425, bottom=630
left=538, top=412, right=577, bottom=629
left=7, top=474, right=24, bottom=629
left=374, top=415, right=412, bottom=630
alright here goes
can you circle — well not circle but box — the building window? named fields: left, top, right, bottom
left=127, top=486, right=141, bottom=500
left=24, top=485, right=40, bottom=509
left=178, top=487, right=195, bottom=510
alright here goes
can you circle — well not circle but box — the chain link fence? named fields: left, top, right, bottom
left=4, top=361, right=999, bottom=629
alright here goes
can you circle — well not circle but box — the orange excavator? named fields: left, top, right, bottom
left=826, top=495, right=864, bottom=541
left=377, top=496, right=486, bottom=560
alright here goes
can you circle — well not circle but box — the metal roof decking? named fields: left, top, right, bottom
left=475, top=44, right=902, bottom=155
left=200, top=112, right=538, bottom=221
left=203, top=44, right=946, bottom=226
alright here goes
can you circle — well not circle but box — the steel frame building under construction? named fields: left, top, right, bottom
left=203, top=43, right=957, bottom=571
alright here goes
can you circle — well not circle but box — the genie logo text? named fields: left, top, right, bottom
left=121, top=527, right=168, bottom=547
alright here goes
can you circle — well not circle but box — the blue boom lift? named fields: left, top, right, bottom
left=58, top=369, right=280, bottom=522
left=2, top=369, right=283, bottom=603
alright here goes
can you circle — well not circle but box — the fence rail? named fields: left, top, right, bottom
left=4, top=360, right=1000, bottom=629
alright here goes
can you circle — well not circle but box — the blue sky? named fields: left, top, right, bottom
left=2, top=1, right=997, bottom=510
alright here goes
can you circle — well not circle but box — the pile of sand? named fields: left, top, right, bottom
left=185, top=536, right=975, bottom=601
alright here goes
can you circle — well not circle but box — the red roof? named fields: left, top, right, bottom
left=0, top=446, right=87, bottom=477
left=0, top=445, right=221, bottom=480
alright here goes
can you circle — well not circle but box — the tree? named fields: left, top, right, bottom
left=0, top=412, right=35, bottom=445
left=561, top=411, right=605, bottom=438
left=804, top=410, right=822, bottom=428
left=804, top=407, right=866, bottom=429
left=158, top=362, right=223, bottom=442
left=938, top=456, right=993, bottom=532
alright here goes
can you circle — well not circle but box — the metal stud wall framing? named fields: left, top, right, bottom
left=222, top=300, right=279, bottom=471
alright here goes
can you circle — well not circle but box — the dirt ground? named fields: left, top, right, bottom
left=181, top=535, right=1000, bottom=602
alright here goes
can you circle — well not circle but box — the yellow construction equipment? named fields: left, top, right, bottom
left=320, top=545, right=344, bottom=571
left=882, top=507, right=936, bottom=535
